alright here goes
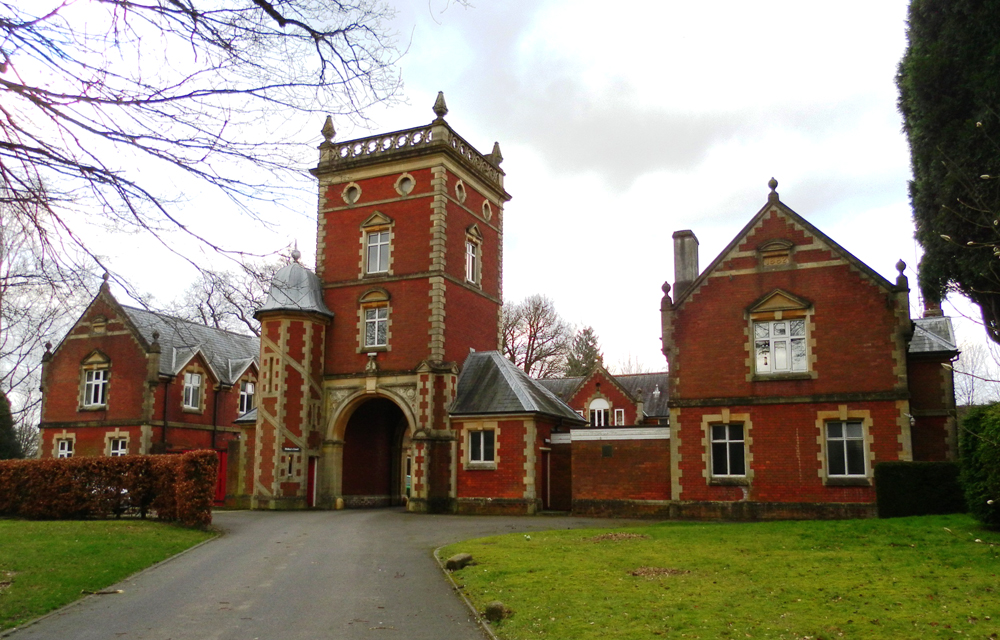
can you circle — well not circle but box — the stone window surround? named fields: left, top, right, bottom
left=816, top=406, right=874, bottom=487
left=79, top=351, right=111, bottom=411
left=745, top=290, right=817, bottom=382
left=465, top=224, right=483, bottom=287
left=105, top=428, right=131, bottom=456
left=358, top=211, right=395, bottom=279
left=342, top=181, right=362, bottom=205
left=701, top=409, right=753, bottom=486
left=181, top=366, right=207, bottom=414
left=393, top=172, right=416, bottom=196
left=54, top=431, right=76, bottom=458
left=461, top=420, right=499, bottom=471
left=357, top=288, right=392, bottom=354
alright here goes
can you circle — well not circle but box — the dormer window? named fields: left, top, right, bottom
left=589, top=398, right=610, bottom=427
left=748, top=289, right=813, bottom=379
left=80, top=351, right=110, bottom=410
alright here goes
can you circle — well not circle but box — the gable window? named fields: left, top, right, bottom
left=57, top=439, right=74, bottom=458
left=469, top=429, right=495, bottom=463
left=365, top=307, right=388, bottom=348
left=826, top=421, right=866, bottom=476
left=109, top=438, right=128, bottom=457
left=83, top=368, right=109, bottom=408
left=589, top=398, right=609, bottom=427
left=239, top=381, right=255, bottom=414
left=614, top=408, right=626, bottom=426
left=183, top=372, right=203, bottom=410
left=754, top=319, right=807, bottom=374
left=711, top=424, right=746, bottom=477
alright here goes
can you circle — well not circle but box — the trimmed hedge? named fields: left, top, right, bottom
left=959, top=405, right=1000, bottom=529
left=874, top=461, right=966, bottom=518
left=0, top=451, right=217, bottom=528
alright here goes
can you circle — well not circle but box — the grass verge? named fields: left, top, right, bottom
left=441, top=514, right=1000, bottom=640
left=0, top=519, right=215, bottom=631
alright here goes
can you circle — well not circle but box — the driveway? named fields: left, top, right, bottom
left=8, top=509, right=641, bottom=640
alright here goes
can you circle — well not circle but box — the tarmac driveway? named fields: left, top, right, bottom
left=7, top=509, right=640, bottom=640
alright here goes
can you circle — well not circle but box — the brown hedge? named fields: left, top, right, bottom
left=0, top=451, right=218, bottom=528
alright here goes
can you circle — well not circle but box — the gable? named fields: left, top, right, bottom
left=360, top=211, right=393, bottom=229
left=748, top=289, right=812, bottom=315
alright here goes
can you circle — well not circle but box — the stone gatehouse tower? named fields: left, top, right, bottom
left=249, top=93, right=511, bottom=511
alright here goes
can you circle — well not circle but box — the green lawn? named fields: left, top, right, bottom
left=441, top=515, right=1000, bottom=640
left=0, top=520, right=215, bottom=630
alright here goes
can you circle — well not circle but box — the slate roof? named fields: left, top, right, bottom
left=538, top=371, right=671, bottom=419
left=910, top=316, right=958, bottom=355
left=122, top=306, right=260, bottom=386
left=450, top=351, right=586, bottom=423
left=234, top=407, right=258, bottom=425
left=256, top=261, right=332, bottom=318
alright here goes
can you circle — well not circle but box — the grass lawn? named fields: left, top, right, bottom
left=441, top=514, right=1000, bottom=640
left=0, top=519, right=215, bottom=631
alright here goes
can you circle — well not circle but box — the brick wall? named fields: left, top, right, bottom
left=572, top=437, right=671, bottom=501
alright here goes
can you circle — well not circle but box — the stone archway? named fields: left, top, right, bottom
left=341, top=397, right=409, bottom=507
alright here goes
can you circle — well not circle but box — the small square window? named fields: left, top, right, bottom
left=614, top=408, right=625, bottom=426
left=469, top=430, right=495, bottom=463
left=57, top=439, right=74, bottom=458
left=109, top=438, right=128, bottom=457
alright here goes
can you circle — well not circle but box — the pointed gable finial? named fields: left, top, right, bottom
left=291, top=240, right=301, bottom=263
left=767, top=177, right=779, bottom=203
left=432, top=91, right=448, bottom=120
left=490, top=141, right=504, bottom=166
left=321, top=116, right=335, bottom=143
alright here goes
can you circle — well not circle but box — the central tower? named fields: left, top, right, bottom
left=306, top=93, right=510, bottom=512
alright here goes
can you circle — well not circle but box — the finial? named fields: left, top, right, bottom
left=291, top=240, right=301, bottom=263
left=432, top=91, right=448, bottom=120
left=44, top=341, right=52, bottom=352
left=895, top=259, right=906, bottom=275
left=102, top=272, right=110, bottom=283
left=490, top=141, right=504, bottom=165
left=767, top=177, right=779, bottom=203
left=321, top=116, right=335, bottom=143
left=662, top=282, right=671, bottom=295
left=152, top=330, right=159, bottom=342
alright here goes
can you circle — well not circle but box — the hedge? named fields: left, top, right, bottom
left=874, top=461, right=966, bottom=518
left=959, top=405, right=1000, bottom=529
left=0, top=450, right=217, bottom=528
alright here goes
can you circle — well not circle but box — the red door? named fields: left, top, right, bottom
left=214, top=450, right=228, bottom=506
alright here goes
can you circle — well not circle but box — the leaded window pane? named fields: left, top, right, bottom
left=755, top=323, right=769, bottom=339
left=790, top=319, right=805, bottom=336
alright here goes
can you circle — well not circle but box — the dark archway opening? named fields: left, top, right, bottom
left=341, top=397, right=408, bottom=507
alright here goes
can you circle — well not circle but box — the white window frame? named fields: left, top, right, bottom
left=364, top=306, right=388, bottom=348
left=465, top=239, right=478, bottom=283
left=710, top=424, right=747, bottom=477
left=754, top=318, right=808, bottom=375
left=825, top=420, right=867, bottom=477
left=239, top=380, right=255, bottom=414
left=109, top=438, right=128, bottom=457
left=589, top=398, right=610, bottom=427
left=57, top=439, right=74, bottom=458
left=183, top=372, right=202, bottom=410
left=366, top=230, right=390, bottom=274
left=614, top=408, right=626, bottom=426
left=469, top=430, right=495, bottom=464
left=83, top=368, right=109, bottom=408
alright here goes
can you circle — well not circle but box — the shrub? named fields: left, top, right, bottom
left=0, top=453, right=217, bottom=528
left=959, top=405, right=1000, bottom=529
left=875, top=461, right=965, bottom=518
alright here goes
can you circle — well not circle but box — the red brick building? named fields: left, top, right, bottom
left=659, top=179, right=958, bottom=518
left=38, top=99, right=959, bottom=519
left=38, top=278, right=259, bottom=502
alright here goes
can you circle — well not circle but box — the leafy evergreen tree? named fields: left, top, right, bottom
left=897, top=0, right=1000, bottom=342
left=565, top=326, right=604, bottom=377
left=0, top=389, right=22, bottom=460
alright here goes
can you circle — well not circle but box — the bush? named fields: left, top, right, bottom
left=875, top=461, right=965, bottom=518
left=959, top=405, right=1000, bottom=529
left=0, top=452, right=217, bottom=528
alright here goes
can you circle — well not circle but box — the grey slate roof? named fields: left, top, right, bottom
left=257, top=261, right=332, bottom=318
left=451, top=351, right=586, bottom=424
left=234, top=407, right=257, bottom=425
left=538, top=371, right=671, bottom=419
left=122, top=306, right=260, bottom=386
left=910, top=316, right=958, bottom=355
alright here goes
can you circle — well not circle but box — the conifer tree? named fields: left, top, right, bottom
left=565, top=326, right=604, bottom=377
left=0, top=390, right=22, bottom=460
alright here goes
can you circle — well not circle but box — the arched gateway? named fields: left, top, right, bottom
left=339, top=396, right=411, bottom=507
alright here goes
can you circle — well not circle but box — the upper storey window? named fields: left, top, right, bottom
left=748, top=289, right=812, bottom=379
left=80, top=351, right=110, bottom=409
left=589, top=398, right=609, bottom=427
left=360, top=212, right=393, bottom=277
left=183, top=372, right=203, bottom=410
left=367, top=231, right=390, bottom=274
left=239, top=381, right=255, bottom=414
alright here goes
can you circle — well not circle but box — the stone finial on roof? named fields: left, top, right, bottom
left=291, top=240, right=301, bottom=263
left=321, top=116, right=335, bottom=143
left=490, top=141, right=504, bottom=166
left=895, top=259, right=908, bottom=290
left=150, top=330, right=161, bottom=354
left=432, top=91, right=449, bottom=120
left=767, top=177, right=779, bottom=203
left=42, top=341, right=52, bottom=362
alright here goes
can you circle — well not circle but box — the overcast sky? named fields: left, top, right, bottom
left=106, top=0, right=989, bottom=373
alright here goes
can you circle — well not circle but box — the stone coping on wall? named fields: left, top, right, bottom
left=550, top=427, right=670, bottom=445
